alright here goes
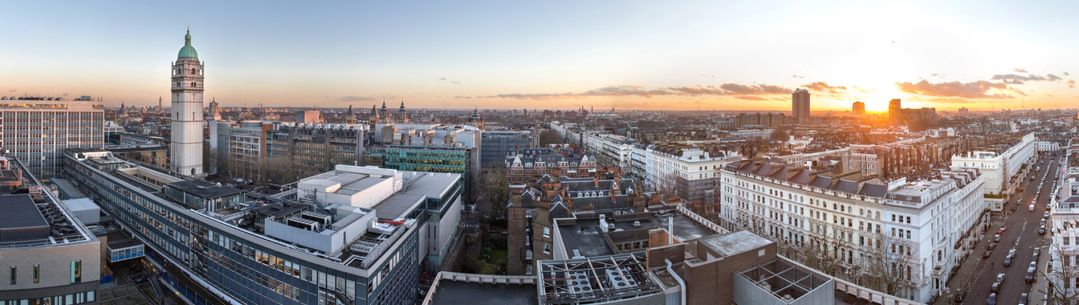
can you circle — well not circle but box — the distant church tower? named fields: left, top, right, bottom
left=171, top=29, right=205, bottom=177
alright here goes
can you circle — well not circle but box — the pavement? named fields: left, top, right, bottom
left=936, top=154, right=1059, bottom=305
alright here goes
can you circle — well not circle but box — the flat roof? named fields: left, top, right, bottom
left=52, top=178, right=87, bottom=198
left=701, top=230, right=773, bottom=257
left=558, top=220, right=614, bottom=257
left=0, top=194, right=48, bottom=230
left=430, top=281, right=538, bottom=305
left=167, top=180, right=244, bottom=199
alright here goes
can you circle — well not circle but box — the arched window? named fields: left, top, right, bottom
left=191, top=82, right=197, bottom=87
left=191, top=68, right=197, bottom=74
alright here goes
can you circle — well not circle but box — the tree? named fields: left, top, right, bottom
left=538, top=129, right=561, bottom=146
left=1038, top=244, right=1079, bottom=305
left=258, top=157, right=301, bottom=186
left=770, top=128, right=790, bottom=142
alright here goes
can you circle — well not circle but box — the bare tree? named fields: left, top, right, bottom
left=859, top=233, right=912, bottom=296
left=1038, top=244, right=1079, bottom=305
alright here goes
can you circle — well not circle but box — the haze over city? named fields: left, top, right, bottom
left=4, top=0, right=1079, bottom=111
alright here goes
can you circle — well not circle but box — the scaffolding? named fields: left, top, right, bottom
left=538, top=252, right=660, bottom=304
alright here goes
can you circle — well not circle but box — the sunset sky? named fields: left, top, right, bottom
left=2, top=1, right=1078, bottom=111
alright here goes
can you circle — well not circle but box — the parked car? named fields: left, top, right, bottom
left=998, top=226, right=1007, bottom=234
left=1039, top=225, right=1047, bottom=235
left=953, top=288, right=966, bottom=303
left=1004, top=254, right=1015, bottom=267
left=1019, top=292, right=1030, bottom=305
left=988, top=292, right=998, bottom=305
left=993, top=234, right=1002, bottom=243
left=1029, top=204, right=1036, bottom=211
left=1034, top=248, right=1042, bottom=259
left=1026, top=266, right=1036, bottom=283
left=984, top=249, right=994, bottom=259
left=987, top=242, right=997, bottom=250
left=992, top=273, right=1006, bottom=292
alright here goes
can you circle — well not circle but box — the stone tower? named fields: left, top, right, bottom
left=171, top=29, right=205, bottom=177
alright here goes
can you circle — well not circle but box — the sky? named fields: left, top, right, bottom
left=2, top=1, right=1078, bottom=111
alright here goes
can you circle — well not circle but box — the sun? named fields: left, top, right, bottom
left=859, top=85, right=908, bottom=112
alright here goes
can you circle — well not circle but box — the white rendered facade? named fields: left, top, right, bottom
left=950, top=133, right=1036, bottom=196
left=718, top=162, right=985, bottom=302
left=1049, top=138, right=1079, bottom=296
left=644, top=146, right=740, bottom=203
left=170, top=30, right=205, bottom=177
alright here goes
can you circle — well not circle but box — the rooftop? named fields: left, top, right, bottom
left=428, top=276, right=538, bottom=305
left=0, top=194, right=50, bottom=242
left=167, top=180, right=244, bottom=199
left=700, top=230, right=773, bottom=257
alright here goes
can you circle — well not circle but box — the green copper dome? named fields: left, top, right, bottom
left=177, top=29, right=198, bottom=59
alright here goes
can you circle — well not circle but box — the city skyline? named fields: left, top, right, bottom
left=3, top=1, right=1079, bottom=111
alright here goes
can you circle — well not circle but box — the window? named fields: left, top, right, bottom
left=1066, top=237, right=1072, bottom=246
left=33, top=264, right=39, bottom=283
left=9, top=266, right=14, bottom=285
left=71, top=260, right=82, bottom=283
left=542, top=227, right=550, bottom=238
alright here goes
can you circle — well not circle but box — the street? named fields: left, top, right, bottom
left=944, top=154, right=1060, bottom=305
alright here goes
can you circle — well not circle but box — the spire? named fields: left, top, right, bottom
left=185, top=28, right=192, bottom=46
left=399, top=99, right=405, bottom=111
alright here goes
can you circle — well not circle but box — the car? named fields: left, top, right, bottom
left=1030, top=204, right=1036, bottom=211
left=1026, top=266, right=1036, bottom=283
left=1045, top=211, right=1051, bottom=218
left=1019, top=292, right=1030, bottom=305
left=1034, top=248, right=1042, bottom=259
left=993, top=234, right=1002, bottom=243
left=984, top=249, right=993, bottom=259
left=998, top=226, right=1007, bottom=234
left=992, top=273, right=1006, bottom=292
left=987, top=242, right=997, bottom=250
left=1004, top=255, right=1014, bottom=267
left=1031, top=260, right=1038, bottom=271
left=988, top=292, right=998, bottom=305
left=953, top=289, right=966, bottom=303
left=1039, top=225, right=1047, bottom=235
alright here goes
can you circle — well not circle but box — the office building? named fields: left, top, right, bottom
left=888, top=99, right=903, bottom=124
left=295, top=110, right=324, bottom=124
left=717, top=160, right=985, bottom=302
left=0, top=97, right=104, bottom=178
left=64, top=151, right=462, bottom=305
left=171, top=29, right=205, bottom=177
left=852, top=101, right=865, bottom=115
left=792, top=88, right=810, bottom=124
left=268, top=123, right=366, bottom=178
left=0, top=155, right=101, bottom=304
left=479, top=131, right=534, bottom=167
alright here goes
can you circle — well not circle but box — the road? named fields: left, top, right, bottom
left=958, top=153, right=1059, bottom=305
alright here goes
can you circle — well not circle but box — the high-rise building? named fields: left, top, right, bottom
left=0, top=96, right=104, bottom=178
left=170, top=29, right=205, bottom=177
left=792, top=88, right=810, bottom=124
left=852, top=101, right=865, bottom=115
left=888, top=99, right=903, bottom=123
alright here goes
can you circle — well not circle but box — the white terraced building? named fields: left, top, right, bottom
left=717, top=160, right=985, bottom=302
left=950, top=132, right=1037, bottom=196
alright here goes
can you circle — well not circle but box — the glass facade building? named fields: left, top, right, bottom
left=0, top=99, right=104, bottom=178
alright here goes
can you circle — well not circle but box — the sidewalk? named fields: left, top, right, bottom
left=935, top=213, right=999, bottom=305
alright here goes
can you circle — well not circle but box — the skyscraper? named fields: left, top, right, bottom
left=852, top=101, right=865, bottom=114
left=888, top=99, right=903, bottom=124
left=171, top=29, right=204, bottom=176
left=792, top=88, right=810, bottom=124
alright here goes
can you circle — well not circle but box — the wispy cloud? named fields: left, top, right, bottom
left=1014, top=68, right=1028, bottom=73
left=1069, top=80, right=1076, bottom=88
left=802, top=81, right=847, bottom=94
left=991, top=73, right=1062, bottom=84
left=462, top=83, right=795, bottom=100
left=338, top=95, right=380, bottom=102
left=896, top=80, right=1021, bottom=99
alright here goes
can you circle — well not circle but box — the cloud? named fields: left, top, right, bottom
left=466, top=83, right=794, bottom=100
left=718, top=83, right=790, bottom=95
left=1069, top=80, right=1076, bottom=88
left=1065, top=72, right=1071, bottom=76
left=802, top=82, right=847, bottom=94
left=991, top=73, right=1063, bottom=84
left=1014, top=68, right=1028, bottom=73
left=337, top=95, right=379, bottom=102
left=6, top=89, right=15, bottom=93
left=735, top=95, right=768, bottom=101
left=896, top=80, right=1020, bottom=99
left=792, top=74, right=804, bottom=79
left=438, top=77, right=447, bottom=81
